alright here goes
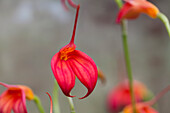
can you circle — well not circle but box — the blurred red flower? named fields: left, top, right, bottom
left=107, top=80, right=152, bottom=113
left=0, top=82, right=34, bottom=113
left=116, top=0, right=159, bottom=23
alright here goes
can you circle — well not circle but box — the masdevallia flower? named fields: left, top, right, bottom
left=0, top=82, right=34, bottom=113
left=116, top=0, right=159, bottom=23
left=107, top=80, right=152, bottom=113
left=51, top=5, right=98, bottom=99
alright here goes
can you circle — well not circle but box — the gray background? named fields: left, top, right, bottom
left=0, top=0, right=169, bottom=113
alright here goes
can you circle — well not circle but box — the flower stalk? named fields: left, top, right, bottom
left=115, top=0, right=123, bottom=8
left=34, top=95, right=46, bottom=113
left=115, top=0, right=136, bottom=112
left=121, top=19, right=136, bottom=113
left=67, top=97, right=76, bottom=113
left=53, top=81, right=60, bottom=113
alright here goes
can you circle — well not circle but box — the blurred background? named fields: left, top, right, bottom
left=0, top=0, right=169, bottom=113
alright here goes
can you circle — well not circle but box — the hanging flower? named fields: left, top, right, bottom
left=51, top=5, right=98, bottom=99
left=122, top=103, right=158, bottom=113
left=61, top=0, right=78, bottom=10
left=107, top=80, right=152, bottom=112
left=0, top=82, right=34, bottom=113
left=116, top=0, right=159, bottom=23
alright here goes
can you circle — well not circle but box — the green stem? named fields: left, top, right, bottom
left=53, top=81, right=61, bottom=113
left=67, top=97, right=76, bottom=113
left=157, top=12, right=170, bottom=39
left=115, top=0, right=123, bottom=8
left=34, top=95, right=46, bottom=113
left=121, top=20, right=136, bottom=113
left=115, top=0, right=136, bottom=112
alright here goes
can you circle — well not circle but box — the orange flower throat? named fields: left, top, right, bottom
left=60, top=44, right=76, bottom=61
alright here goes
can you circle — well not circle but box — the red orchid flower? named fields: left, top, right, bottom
left=123, top=103, right=158, bottom=113
left=61, top=0, right=78, bottom=10
left=51, top=5, right=98, bottom=99
left=116, top=0, right=159, bottom=23
left=0, top=82, right=34, bottom=113
left=107, top=80, right=151, bottom=112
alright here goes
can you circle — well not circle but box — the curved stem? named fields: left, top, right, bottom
left=146, top=85, right=170, bottom=106
left=68, top=0, right=78, bottom=9
left=61, top=0, right=68, bottom=11
left=67, top=97, right=76, bottom=113
left=157, top=12, right=170, bottom=39
left=33, top=95, right=46, bottom=113
left=46, top=92, right=53, bottom=113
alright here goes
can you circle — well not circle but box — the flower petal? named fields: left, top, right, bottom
left=125, top=0, right=159, bottom=18
left=51, top=53, right=76, bottom=97
left=116, top=0, right=159, bottom=23
left=18, top=85, right=34, bottom=100
left=139, top=1, right=159, bottom=18
left=116, top=3, right=140, bottom=23
left=0, top=89, right=25, bottom=113
left=13, top=90, right=27, bottom=113
left=0, top=90, right=14, bottom=113
left=69, top=50, right=98, bottom=99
